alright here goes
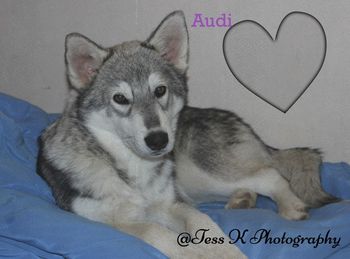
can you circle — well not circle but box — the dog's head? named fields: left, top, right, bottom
left=65, top=11, right=188, bottom=159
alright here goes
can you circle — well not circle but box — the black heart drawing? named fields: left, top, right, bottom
left=223, top=11, right=327, bottom=113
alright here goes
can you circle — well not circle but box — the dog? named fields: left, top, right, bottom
left=37, top=10, right=337, bottom=258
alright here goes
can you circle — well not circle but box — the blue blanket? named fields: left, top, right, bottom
left=0, top=93, right=349, bottom=259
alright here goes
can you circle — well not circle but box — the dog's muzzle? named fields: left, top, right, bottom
left=144, top=131, right=169, bottom=151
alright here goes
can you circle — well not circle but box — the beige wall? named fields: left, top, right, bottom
left=0, top=0, right=349, bottom=162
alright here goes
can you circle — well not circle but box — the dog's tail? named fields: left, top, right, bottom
left=269, top=147, right=340, bottom=207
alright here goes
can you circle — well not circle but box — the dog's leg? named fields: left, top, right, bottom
left=116, top=221, right=207, bottom=259
left=225, top=188, right=257, bottom=209
left=166, top=202, right=247, bottom=259
left=240, top=168, right=309, bottom=220
left=144, top=202, right=246, bottom=258
left=71, top=197, right=214, bottom=258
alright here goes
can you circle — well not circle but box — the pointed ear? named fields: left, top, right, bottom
left=146, top=11, right=189, bottom=73
left=65, top=33, right=110, bottom=89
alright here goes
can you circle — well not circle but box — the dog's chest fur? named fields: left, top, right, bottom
left=88, top=122, right=176, bottom=204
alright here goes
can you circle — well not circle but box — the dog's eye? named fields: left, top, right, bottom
left=113, top=94, right=129, bottom=105
left=154, top=86, right=167, bottom=98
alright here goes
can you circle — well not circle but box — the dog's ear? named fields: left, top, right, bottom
left=65, top=33, right=110, bottom=89
left=146, top=11, right=189, bottom=73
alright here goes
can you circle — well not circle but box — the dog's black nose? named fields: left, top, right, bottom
left=144, top=131, right=168, bottom=151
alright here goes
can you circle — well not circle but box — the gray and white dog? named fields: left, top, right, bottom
left=37, top=10, right=337, bottom=258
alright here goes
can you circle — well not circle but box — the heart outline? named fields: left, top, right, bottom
left=223, top=11, right=327, bottom=113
